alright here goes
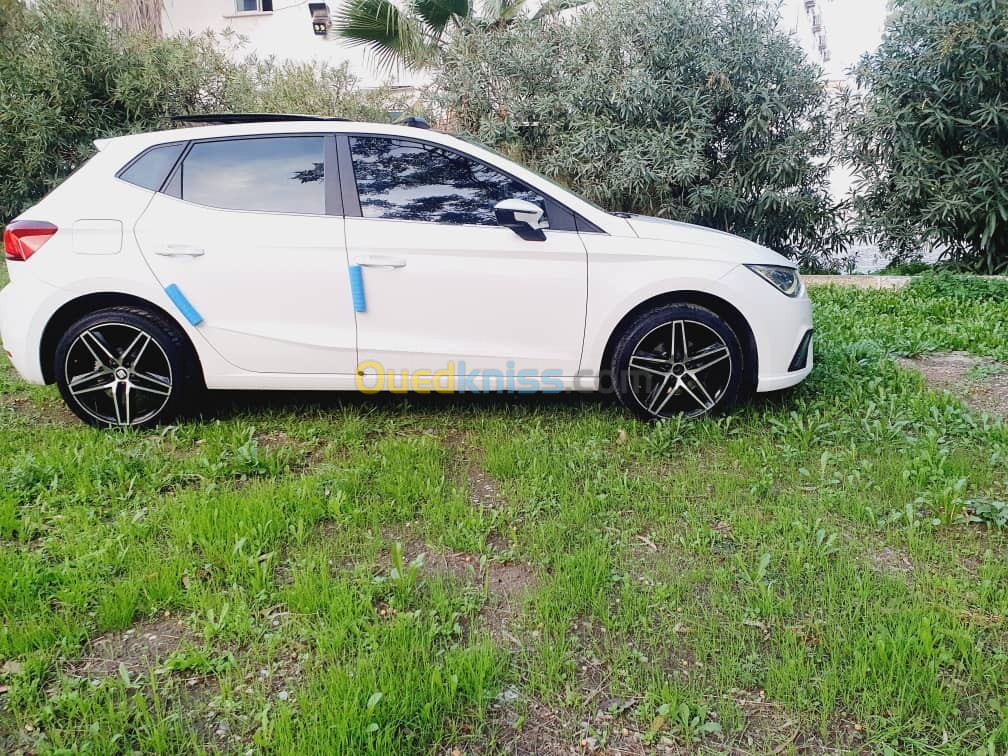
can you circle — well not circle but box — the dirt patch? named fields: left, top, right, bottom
left=724, top=690, right=866, bottom=754
left=898, top=352, right=1008, bottom=419
left=441, top=430, right=509, bottom=511
left=2, top=394, right=78, bottom=426
left=429, top=549, right=536, bottom=601
left=382, top=540, right=536, bottom=644
left=487, top=695, right=648, bottom=755
left=868, top=546, right=915, bottom=582
left=64, top=615, right=196, bottom=678
left=254, top=429, right=329, bottom=469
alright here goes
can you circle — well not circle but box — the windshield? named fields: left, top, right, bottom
left=458, top=135, right=609, bottom=213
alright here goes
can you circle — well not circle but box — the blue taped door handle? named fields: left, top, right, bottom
left=348, top=265, right=366, bottom=313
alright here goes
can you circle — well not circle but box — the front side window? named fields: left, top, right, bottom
left=179, top=136, right=324, bottom=214
left=349, top=136, right=547, bottom=226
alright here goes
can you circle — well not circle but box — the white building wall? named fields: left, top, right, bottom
left=160, top=0, right=417, bottom=88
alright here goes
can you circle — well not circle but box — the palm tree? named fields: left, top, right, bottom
left=333, top=0, right=586, bottom=72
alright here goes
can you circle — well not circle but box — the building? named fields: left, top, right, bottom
left=159, top=0, right=417, bottom=88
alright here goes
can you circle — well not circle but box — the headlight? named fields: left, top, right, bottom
left=744, top=264, right=802, bottom=297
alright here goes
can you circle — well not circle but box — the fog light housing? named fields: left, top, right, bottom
left=789, top=330, right=814, bottom=371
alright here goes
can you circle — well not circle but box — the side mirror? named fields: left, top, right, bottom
left=494, top=198, right=548, bottom=241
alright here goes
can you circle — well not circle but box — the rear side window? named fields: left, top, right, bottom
left=118, top=143, right=185, bottom=191
left=178, top=137, right=325, bottom=214
left=349, top=136, right=546, bottom=225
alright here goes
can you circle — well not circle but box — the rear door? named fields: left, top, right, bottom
left=134, top=134, right=357, bottom=374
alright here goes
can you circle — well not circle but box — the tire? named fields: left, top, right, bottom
left=610, top=303, right=743, bottom=421
left=54, top=306, right=201, bottom=428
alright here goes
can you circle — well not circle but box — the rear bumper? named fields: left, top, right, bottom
left=0, top=265, right=57, bottom=384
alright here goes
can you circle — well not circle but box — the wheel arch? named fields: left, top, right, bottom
left=39, top=292, right=203, bottom=385
left=599, top=291, right=758, bottom=393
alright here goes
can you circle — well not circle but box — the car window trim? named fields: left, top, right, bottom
left=337, top=133, right=600, bottom=234
left=160, top=133, right=334, bottom=216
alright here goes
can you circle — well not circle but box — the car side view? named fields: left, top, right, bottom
left=0, top=115, right=813, bottom=428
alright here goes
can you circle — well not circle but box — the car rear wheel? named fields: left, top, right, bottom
left=611, top=303, right=743, bottom=421
left=54, top=307, right=199, bottom=428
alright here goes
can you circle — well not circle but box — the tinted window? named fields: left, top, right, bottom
left=180, top=137, right=325, bottom=214
left=119, top=143, right=185, bottom=191
left=349, top=137, right=546, bottom=225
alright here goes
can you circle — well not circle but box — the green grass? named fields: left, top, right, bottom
left=1, top=265, right=1008, bottom=753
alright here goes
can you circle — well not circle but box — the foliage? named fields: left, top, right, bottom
left=430, top=0, right=849, bottom=267
left=0, top=0, right=407, bottom=224
left=332, top=0, right=584, bottom=71
left=875, top=260, right=934, bottom=276
left=839, top=0, right=1008, bottom=274
left=905, top=271, right=1008, bottom=304
left=0, top=0, right=25, bottom=41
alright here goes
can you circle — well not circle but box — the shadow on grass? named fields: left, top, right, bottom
left=188, top=385, right=801, bottom=424
left=193, top=387, right=622, bottom=422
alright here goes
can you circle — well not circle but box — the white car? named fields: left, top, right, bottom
left=0, top=115, right=813, bottom=428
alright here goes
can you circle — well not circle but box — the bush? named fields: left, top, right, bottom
left=905, top=271, right=1008, bottom=303
left=840, top=0, right=1008, bottom=274
left=430, top=0, right=849, bottom=268
left=0, top=0, right=407, bottom=224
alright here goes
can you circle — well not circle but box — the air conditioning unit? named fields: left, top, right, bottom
left=308, top=3, right=330, bottom=36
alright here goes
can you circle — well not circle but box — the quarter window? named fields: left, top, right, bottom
left=179, top=137, right=325, bottom=214
left=349, top=136, right=547, bottom=226
left=119, top=143, right=185, bottom=191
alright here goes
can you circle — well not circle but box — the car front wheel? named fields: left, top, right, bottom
left=611, top=303, right=743, bottom=421
left=54, top=306, right=199, bottom=428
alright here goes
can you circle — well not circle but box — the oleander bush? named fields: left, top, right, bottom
left=840, top=0, right=1008, bottom=274
left=0, top=0, right=407, bottom=224
left=430, top=0, right=850, bottom=268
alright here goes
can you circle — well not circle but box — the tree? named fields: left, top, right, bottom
left=0, top=1, right=409, bottom=223
left=332, top=0, right=584, bottom=71
left=430, top=0, right=848, bottom=267
left=840, top=0, right=1008, bottom=274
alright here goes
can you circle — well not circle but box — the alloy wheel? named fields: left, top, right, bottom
left=626, top=319, right=733, bottom=418
left=63, top=323, right=173, bottom=426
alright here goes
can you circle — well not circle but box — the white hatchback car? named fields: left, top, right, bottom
left=0, top=116, right=813, bottom=428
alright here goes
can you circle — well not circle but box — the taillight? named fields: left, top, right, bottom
left=4, top=220, right=58, bottom=261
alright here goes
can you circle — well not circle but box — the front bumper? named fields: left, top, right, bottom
left=719, top=265, right=814, bottom=393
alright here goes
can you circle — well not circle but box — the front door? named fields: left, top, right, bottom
left=342, top=135, right=588, bottom=387
left=135, top=135, right=357, bottom=374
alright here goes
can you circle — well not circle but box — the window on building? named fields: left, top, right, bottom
left=118, top=143, right=185, bottom=191
left=349, top=137, right=547, bottom=226
left=236, top=0, right=273, bottom=12
left=179, top=137, right=325, bottom=214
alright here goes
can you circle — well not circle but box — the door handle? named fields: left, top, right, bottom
left=354, top=255, right=406, bottom=269
left=156, top=244, right=205, bottom=257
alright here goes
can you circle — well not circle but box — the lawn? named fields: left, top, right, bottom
left=1, top=269, right=1007, bottom=754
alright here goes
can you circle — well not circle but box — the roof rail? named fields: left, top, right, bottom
left=170, top=113, right=350, bottom=125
